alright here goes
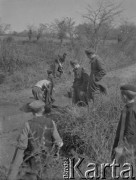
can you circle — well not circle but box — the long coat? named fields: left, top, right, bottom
left=88, top=55, right=106, bottom=95
left=72, top=67, right=90, bottom=105
left=111, top=102, right=136, bottom=161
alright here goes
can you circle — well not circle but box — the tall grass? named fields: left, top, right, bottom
left=1, top=37, right=136, bottom=179
left=1, top=37, right=136, bottom=90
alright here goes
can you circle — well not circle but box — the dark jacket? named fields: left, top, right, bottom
left=23, top=116, right=54, bottom=159
left=7, top=115, right=63, bottom=180
left=73, top=67, right=89, bottom=92
left=72, top=67, right=90, bottom=105
left=90, top=55, right=106, bottom=81
left=111, top=102, right=136, bottom=160
left=89, top=55, right=106, bottom=93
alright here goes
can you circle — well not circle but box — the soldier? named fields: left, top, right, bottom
left=111, top=85, right=136, bottom=165
left=58, top=53, right=67, bottom=64
left=50, top=53, right=67, bottom=78
left=70, top=60, right=89, bottom=106
left=7, top=100, right=63, bottom=180
left=85, top=49, right=107, bottom=102
left=32, top=70, right=54, bottom=104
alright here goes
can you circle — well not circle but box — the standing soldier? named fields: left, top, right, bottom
left=70, top=60, right=89, bottom=106
left=32, top=70, right=54, bottom=104
left=85, top=49, right=107, bottom=102
left=7, top=100, right=63, bottom=180
left=111, top=85, right=136, bottom=165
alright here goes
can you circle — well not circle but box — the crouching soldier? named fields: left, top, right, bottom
left=85, top=49, right=107, bottom=102
left=7, top=100, right=63, bottom=180
left=70, top=60, right=89, bottom=106
left=111, top=85, right=136, bottom=166
left=32, top=70, right=54, bottom=104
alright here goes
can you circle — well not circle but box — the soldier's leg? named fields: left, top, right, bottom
left=36, top=89, right=44, bottom=102
left=72, top=88, right=78, bottom=104
left=79, top=91, right=88, bottom=106
left=32, top=86, right=39, bottom=100
left=49, top=84, right=55, bottom=103
left=88, top=90, right=94, bottom=103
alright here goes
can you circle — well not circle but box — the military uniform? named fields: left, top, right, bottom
left=32, top=74, right=54, bottom=105
left=7, top=101, right=63, bottom=180
left=50, top=55, right=65, bottom=78
left=85, top=50, right=107, bottom=101
left=71, top=61, right=89, bottom=106
left=32, top=80, right=50, bottom=101
left=111, top=85, right=136, bottom=164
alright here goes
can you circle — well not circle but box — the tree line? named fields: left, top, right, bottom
left=1, top=0, right=136, bottom=50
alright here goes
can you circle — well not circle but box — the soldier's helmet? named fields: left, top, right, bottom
left=120, top=84, right=136, bottom=93
left=20, top=100, right=51, bottom=113
left=120, top=84, right=136, bottom=99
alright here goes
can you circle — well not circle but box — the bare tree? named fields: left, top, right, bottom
left=83, top=0, right=122, bottom=50
left=0, top=23, right=11, bottom=35
left=51, top=18, right=67, bottom=46
left=36, top=23, right=48, bottom=41
left=117, top=21, right=136, bottom=45
left=65, top=17, right=76, bottom=48
left=51, top=17, right=76, bottom=48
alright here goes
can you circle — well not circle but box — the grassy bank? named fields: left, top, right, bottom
left=0, top=37, right=136, bottom=91
left=1, top=37, right=136, bottom=179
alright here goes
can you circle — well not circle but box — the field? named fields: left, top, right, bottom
left=0, top=36, right=136, bottom=179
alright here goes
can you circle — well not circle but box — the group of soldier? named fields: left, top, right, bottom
left=7, top=48, right=136, bottom=179
left=70, top=49, right=107, bottom=106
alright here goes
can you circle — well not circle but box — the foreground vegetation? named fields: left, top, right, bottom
left=1, top=76, right=136, bottom=179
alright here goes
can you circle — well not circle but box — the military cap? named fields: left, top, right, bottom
left=120, top=84, right=136, bottom=92
left=20, top=101, right=52, bottom=113
left=28, top=100, right=45, bottom=111
left=85, top=48, right=95, bottom=55
left=120, top=84, right=136, bottom=99
left=20, top=100, right=45, bottom=113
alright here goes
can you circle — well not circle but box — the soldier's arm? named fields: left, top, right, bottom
left=95, top=58, right=106, bottom=81
left=42, top=82, right=50, bottom=92
left=7, top=122, right=30, bottom=180
left=52, top=120, right=63, bottom=148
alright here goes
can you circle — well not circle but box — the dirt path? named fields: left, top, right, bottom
left=107, top=63, right=136, bottom=82
left=0, top=63, right=136, bottom=167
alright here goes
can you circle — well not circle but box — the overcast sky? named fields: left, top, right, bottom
left=1, top=0, right=136, bottom=32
